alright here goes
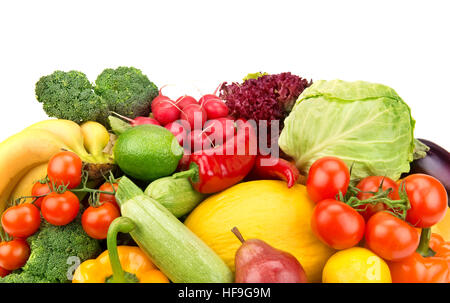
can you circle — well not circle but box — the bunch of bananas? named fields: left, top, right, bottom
left=0, top=119, right=114, bottom=213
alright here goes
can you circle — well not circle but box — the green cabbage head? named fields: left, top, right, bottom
left=279, top=80, right=415, bottom=181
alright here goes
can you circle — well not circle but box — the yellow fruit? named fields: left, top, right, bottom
left=0, top=129, right=68, bottom=213
left=9, top=163, right=48, bottom=203
left=322, top=247, right=391, bottom=283
left=184, top=180, right=335, bottom=283
left=432, top=208, right=450, bottom=241
left=24, top=119, right=92, bottom=160
left=80, top=121, right=110, bottom=162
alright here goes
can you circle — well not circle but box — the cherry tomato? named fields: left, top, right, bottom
left=306, top=157, right=350, bottom=203
left=47, top=151, right=82, bottom=189
left=0, top=239, right=30, bottom=270
left=31, top=181, right=52, bottom=208
left=98, top=181, right=120, bottom=211
left=0, top=266, right=10, bottom=277
left=41, top=191, right=80, bottom=226
left=365, top=212, right=419, bottom=261
left=81, top=202, right=120, bottom=239
left=311, top=199, right=365, bottom=250
left=403, top=174, right=448, bottom=228
left=1, top=204, right=41, bottom=238
left=356, top=176, right=400, bottom=220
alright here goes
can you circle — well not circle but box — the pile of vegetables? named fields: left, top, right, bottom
left=0, top=67, right=448, bottom=284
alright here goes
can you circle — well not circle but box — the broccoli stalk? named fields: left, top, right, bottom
left=0, top=217, right=101, bottom=283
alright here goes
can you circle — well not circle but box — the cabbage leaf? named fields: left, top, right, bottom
left=278, top=80, right=416, bottom=181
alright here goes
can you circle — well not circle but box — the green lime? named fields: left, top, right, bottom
left=113, top=124, right=184, bottom=182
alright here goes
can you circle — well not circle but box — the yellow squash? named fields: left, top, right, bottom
left=184, top=180, right=335, bottom=283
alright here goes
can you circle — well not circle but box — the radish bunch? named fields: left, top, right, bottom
left=147, top=86, right=235, bottom=154
left=113, top=86, right=235, bottom=154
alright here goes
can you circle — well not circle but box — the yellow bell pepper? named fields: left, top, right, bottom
left=72, top=246, right=169, bottom=283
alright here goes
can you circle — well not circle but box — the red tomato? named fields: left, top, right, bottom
left=0, top=239, right=30, bottom=270
left=356, top=176, right=400, bottom=220
left=31, top=181, right=52, bottom=208
left=47, top=151, right=82, bottom=189
left=81, top=202, right=120, bottom=239
left=365, top=212, right=420, bottom=261
left=311, top=199, right=365, bottom=250
left=306, top=157, right=350, bottom=203
left=0, top=266, right=10, bottom=277
left=403, top=174, right=448, bottom=228
left=98, top=181, right=120, bottom=211
left=41, top=191, right=80, bottom=226
left=1, top=204, right=41, bottom=238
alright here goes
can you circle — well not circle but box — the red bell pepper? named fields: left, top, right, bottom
left=174, top=119, right=257, bottom=194
left=249, top=155, right=300, bottom=188
left=388, top=228, right=450, bottom=283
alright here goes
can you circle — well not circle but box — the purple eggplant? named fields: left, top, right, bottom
left=406, top=139, right=450, bottom=205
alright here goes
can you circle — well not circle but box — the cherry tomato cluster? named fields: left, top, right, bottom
left=306, top=156, right=449, bottom=282
left=130, top=87, right=235, bottom=154
left=0, top=151, right=121, bottom=276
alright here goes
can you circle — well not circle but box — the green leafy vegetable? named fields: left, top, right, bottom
left=279, top=80, right=416, bottom=181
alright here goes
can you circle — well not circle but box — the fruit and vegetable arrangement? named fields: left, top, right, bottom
left=0, top=66, right=448, bottom=283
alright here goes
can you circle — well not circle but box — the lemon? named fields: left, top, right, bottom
left=322, top=247, right=391, bottom=283
left=184, top=180, right=335, bottom=283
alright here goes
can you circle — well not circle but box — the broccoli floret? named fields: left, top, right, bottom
left=0, top=271, right=51, bottom=283
left=0, top=217, right=101, bottom=283
left=35, top=70, right=109, bottom=124
left=94, top=66, right=158, bottom=119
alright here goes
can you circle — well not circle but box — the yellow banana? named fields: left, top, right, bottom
left=80, top=121, right=111, bottom=163
left=0, top=128, right=68, bottom=213
left=24, top=119, right=92, bottom=160
left=9, top=162, right=48, bottom=204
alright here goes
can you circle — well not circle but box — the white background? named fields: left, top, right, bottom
left=1, top=0, right=449, bottom=149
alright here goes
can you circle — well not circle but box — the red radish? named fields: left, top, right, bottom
left=203, top=99, right=229, bottom=119
left=199, top=94, right=221, bottom=106
left=165, top=121, right=189, bottom=146
left=204, top=118, right=235, bottom=144
left=177, top=151, right=191, bottom=171
left=152, top=100, right=181, bottom=125
left=131, top=116, right=160, bottom=126
left=188, top=129, right=213, bottom=152
left=176, top=95, right=198, bottom=109
left=181, top=104, right=207, bottom=129
left=151, top=86, right=172, bottom=109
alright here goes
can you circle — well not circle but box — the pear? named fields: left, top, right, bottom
left=232, top=227, right=308, bottom=283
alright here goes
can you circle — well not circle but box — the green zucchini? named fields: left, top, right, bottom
left=144, top=176, right=205, bottom=218
left=110, top=176, right=233, bottom=283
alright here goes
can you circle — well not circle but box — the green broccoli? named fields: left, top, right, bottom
left=35, top=70, right=109, bottom=124
left=0, top=217, right=101, bottom=283
left=94, top=66, right=158, bottom=119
